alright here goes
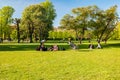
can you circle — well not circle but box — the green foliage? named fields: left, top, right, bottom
left=21, top=0, right=56, bottom=42
left=0, top=6, right=15, bottom=39
left=12, top=18, right=21, bottom=43
left=60, top=5, right=119, bottom=43
left=11, top=30, right=17, bottom=40
left=89, top=5, right=119, bottom=43
left=111, top=22, right=120, bottom=40
left=41, top=0, right=56, bottom=29
left=60, top=6, right=100, bottom=42
left=21, top=4, right=45, bottom=43
left=48, top=30, right=76, bottom=40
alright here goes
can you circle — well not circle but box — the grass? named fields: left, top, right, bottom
left=0, top=40, right=120, bottom=51
left=0, top=40, right=120, bottom=80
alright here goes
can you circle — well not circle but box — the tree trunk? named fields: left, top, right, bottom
left=39, top=28, right=42, bottom=43
left=34, top=33, right=38, bottom=42
left=3, top=32, right=7, bottom=40
left=29, top=33, right=33, bottom=43
left=97, top=39, right=101, bottom=44
left=79, top=35, right=82, bottom=44
left=28, top=23, right=33, bottom=43
left=98, top=20, right=111, bottom=43
left=8, top=34, right=11, bottom=41
left=104, top=40, right=107, bottom=44
left=17, top=22, right=20, bottom=43
left=82, top=28, right=85, bottom=37
left=75, top=30, right=79, bottom=41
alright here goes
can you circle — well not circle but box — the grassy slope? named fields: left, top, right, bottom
left=0, top=41, right=120, bottom=80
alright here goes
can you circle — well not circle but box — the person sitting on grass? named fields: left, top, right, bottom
left=36, top=43, right=47, bottom=51
left=68, top=40, right=77, bottom=49
left=48, top=45, right=66, bottom=51
left=40, top=44, right=47, bottom=51
left=48, top=45, right=54, bottom=51
left=53, top=45, right=59, bottom=51
left=97, top=42, right=102, bottom=49
left=88, top=43, right=94, bottom=50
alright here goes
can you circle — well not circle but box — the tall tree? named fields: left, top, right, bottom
left=40, top=0, right=56, bottom=39
left=21, top=0, right=56, bottom=43
left=60, top=14, right=80, bottom=41
left=72, top=6, right=92, bottom=37
left=89, top=5, right=119, bottom=43
left=32, top=4, right=47, bottom=42
left=60, top=6, right=93, bottom=43
left=22, top=4, right=37, bottom=43
left=0, top=6, right=14, bottom=40
left=0, top=9, right=3, bottom=38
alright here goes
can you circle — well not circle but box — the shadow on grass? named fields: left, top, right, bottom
left=102, top=43, right=120, bottom=48
left=0, top=44, right=70, bottom=51
left=77, top=49, right=92, bottom=52
left=0, top=42, right=120, bottom=51
left=0, top=45, right=38, bottom=51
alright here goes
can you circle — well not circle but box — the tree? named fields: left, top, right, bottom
left=41, top=0, right=56, bottom=38
left=12, top=18, right=21, bottom=43
left=72, top=6, right=92, bottom=37
left=60, top=6, right=93, bottom=44
left=21, top=0, right=56, bottom=43
left=0, top=6, right=14, bottom=40
left=0, top=9, right=3, bottom=38
left=60, top=14, right=80, bottom=41
left=89, top=5, right=119, bottom=43
left=21, top=4, right=46, bottom=43
left=40, top=0, right=56, bottom=38
left=31, top=4, right=47, bottom=42
left=60, top=5, right=119, bottom=44
left=21, top=5, right=36, bottom=43
left=48, top=31, right=54, bottom=40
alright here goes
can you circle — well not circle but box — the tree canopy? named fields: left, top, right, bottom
left=0, top=6, right=15, bottom=39
left=21, top=0, right=56, bottom=43
left=60, top=5, right=119, bottom=43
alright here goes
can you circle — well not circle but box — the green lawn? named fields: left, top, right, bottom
left=0, top=41, right=120, bottom=80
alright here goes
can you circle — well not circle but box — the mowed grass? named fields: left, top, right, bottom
left=0, top=41, right=120, bottom=80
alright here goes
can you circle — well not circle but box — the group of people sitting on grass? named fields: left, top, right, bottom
left=68, top=38, right=102, bottom=50
left=36, top=39, right=62, bottom=51
left=88, top=41, right=102, bottom=50
left=36, top=44, right=59, bottom=51
left=36, top=39, right=102, bottom=51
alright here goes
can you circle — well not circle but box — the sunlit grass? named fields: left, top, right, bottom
left=0, top=41, right=120, bottom=80
left=0, top=49, right=120, bottom=79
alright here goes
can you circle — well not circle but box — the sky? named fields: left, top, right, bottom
left=0, top=0, right=120, bottom=27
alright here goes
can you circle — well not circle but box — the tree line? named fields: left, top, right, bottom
left=0, top=0, right=56, bottom=43
left=0, top=0, right=120, bottom=43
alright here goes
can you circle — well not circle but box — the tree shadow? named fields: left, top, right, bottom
left=77, top=49, right=92, bottom=52
left=102, top=43, right=120, bottom=48
left=0, top=45, right=38, bottom=51
left=0, top=44, right=70, bottom=51
left=0, top=42, right=120, bottom=51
